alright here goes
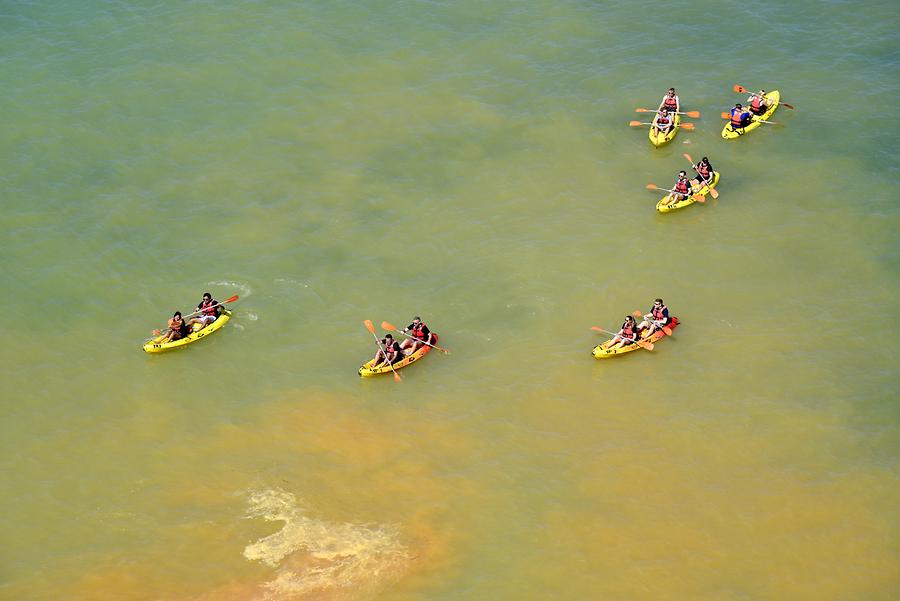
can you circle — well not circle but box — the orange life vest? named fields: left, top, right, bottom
left=674, top=179, right=690, bottom=194
left=731, top=108, right=745, bottom=127
left=663, top=95, right=678, bottom=111
left=697, top=162, right=711, bottom=179
left=751, top=95, right=764, bottom=111
left=199, top=299, right=218, bottom=317
left=652, top=305, right=668, bottom=320
left=411, top=322, right=427, bottom=340
left=656, top=113, right=671, bottom=127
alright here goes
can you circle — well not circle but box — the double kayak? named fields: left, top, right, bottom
left=656, top=172, right=720, bottom=213
left=592, top=318, right=679, bottom=359
left=650, top=113, right=681, bottom=147
left=721, top=90, right=780, bottom=139
left=143, top=310, right=232, bottom=353
left=359, top=334, right=439, bottom=377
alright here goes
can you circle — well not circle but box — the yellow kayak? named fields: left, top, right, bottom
left=592, top=318, right=679, bottom=359
left=143, top=310, right=232, bottom=353
left=650, top=113, right=681, bottom=147
left=359, top=334, right=438, bottom=377
left=721, top=90, right=780, bottom=139
left=656, top=172, right=720, bottom=213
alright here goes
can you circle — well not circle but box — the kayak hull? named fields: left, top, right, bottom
left=650, top=113, right=681, bottom=147
left=143, top=310, right=232, bottom=353
left=656, top=172, right=720, bottom=212
left=359, top=333, right=438, bottom=377
left=721, top=90, right=780, bottom=139
left=592, top=317, right=679, bottom=359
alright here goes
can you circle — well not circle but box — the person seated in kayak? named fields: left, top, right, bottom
left=690, top=157, right=715, bottom=189
left=164, top=311, right=191, bottom=342
left=637, top=298, right=670, bottom=335
left=399, top=316, right=432, bottom=354
left=652, top=108, right=674, bottom=137
left=608, top=316, right=640, bottom=350
left=372, top=334, right=403, bottom=368
left=729, top=103, right=752, bottom=129
left=747, top=89, right=769, bottom=116
left=658, top=87, right=680, bottom=114
left=187, top=292, right=220, bottom=331
left=664, top=171, right=692, bottom=206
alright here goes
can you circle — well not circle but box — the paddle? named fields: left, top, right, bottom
left=590, top=326, right=654, bottom=351
left=720, top=111, right=777, bottom=125
left=150, top=294, right=239, bottom=336
left=632, top=310, right=673, bottom=336
left=381, top=321, right=450, bottom=354
left=733, top=85, right=794, bottom=109
left=645, top=183, right=705, bottom=203
left=629, top=120, right=694, bottom=130
left=635, top=108, right=700, bottom=118
left=364, top=319, right=401, bottom=382
left=683, top=153, right=719, bottom=199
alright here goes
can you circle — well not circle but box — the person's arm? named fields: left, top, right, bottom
left=420, top=324, right=430, bottom=336
left=674, top=95, right=680, bottom=113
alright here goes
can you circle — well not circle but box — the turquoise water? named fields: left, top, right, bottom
left=1, top=1, right=899, bottom=599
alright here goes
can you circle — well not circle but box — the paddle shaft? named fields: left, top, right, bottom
left=368, top=330, right=402, bottom=379
left=151, top=296, right=237, bottom=337
left=593, top=327, right=651, bottom=348
left=386, top=327, right=447, bottom=354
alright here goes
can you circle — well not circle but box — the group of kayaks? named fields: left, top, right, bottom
left=141, top=84, right=790, bottom=372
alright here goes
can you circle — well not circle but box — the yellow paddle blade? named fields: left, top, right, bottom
left=381, top=321, right=398, bottom=331
left=363, top=319, right=375, bottom=334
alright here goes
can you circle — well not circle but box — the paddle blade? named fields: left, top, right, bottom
left=223, top=294, right=239, bottom=304
left=733, top=84, right=748, bottom=93
left=721, top=112, right=730, bottom=119
left=628, top=120, right=644, bottom=127
left=708, top=187, right=719, bottom=199
left=683, top=153, right=694, bottom=164
left=681, top=123, right=695, bottom=131
left=590, top=326, right=605, bottom=332
left=638, top=340, right=654, bottom=351
left=692, top=194, right=706, bottom=203
left=635, top=108, right=652, bottom=113
left=152, top=329, right=161, bottom=336
left=662, top=326, right=673, bottom=336
left=632, top=310, right=643, bottom=318
left=645, top=183, right=658, bottom=190
left=363, top=319, right=376, bottom=334
left=685, top=110, right=700, bottom=118
left=381, top=321, right=398, bottom=331
left=781, top=102, right=795, bottom=110
left=393, top=372, right=401, bottom=382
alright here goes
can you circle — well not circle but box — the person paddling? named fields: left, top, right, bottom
left=398, top=316, right=432, bottom=354
left=729, top=103, right=751, bottom=130
left=608, top=316, right=640, bottom=350
left=663, top=171, right=692, bottom=206
left=747, top=89, right=769, bottom=116
left=652, top=108, right=674, bottom=137
left=372, top=334, right=403, bottom=368
left=637, top=299, right=671, bottom=335
left=164, top=311, right=190, bottom=342
left=659, top=87, right=680, bottom=114
left=187, top=292, right=220, bottom=331
left=690, top=157, right=715, bottom=189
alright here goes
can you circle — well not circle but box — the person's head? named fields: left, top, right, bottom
left=173, top=311, right=182, bottom=320
left=385, top=334, right=394, bottom=342
left=202, top=292, right=212, bottom=301
left=625, top=316, right=635, bottom=325
left=667, top=88, right=675, bottom=95
left=701, top=157, right=709, bottom=164
left=654, top=298, right=664, bottom=306
left=660, top=108, right=668, bottom=115
left=412, top=316, right=421, bottom=324
left=759, top=89, right=765, bottom=95
left=678, top=171, right=687, bottom=179
left=735, top=103, right=742, bottom=109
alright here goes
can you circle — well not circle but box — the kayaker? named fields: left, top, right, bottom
left=637, top=299, right=670, bottom=334
left=747, top=89, right=769, bottom=116
left=664, top=171, right=692, bottom=206
left=730, top=103, right=751, bottom=129
left=658, top=87, right=680, bottom=114
left=690, top=157, right=715, bottom=189
left=372, top=334, right=403, bottom=368
left=608, top=316, right=640, bottom=350
left=399, top=316, right=432, bottom=354
left=164, top=311, right=190, bottom=342
left=652, top=108, right=673, bottom=137
left=187, top=292, right=220, bottom=331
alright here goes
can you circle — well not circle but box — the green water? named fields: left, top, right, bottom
left=2, top=1, right=899, bottom=599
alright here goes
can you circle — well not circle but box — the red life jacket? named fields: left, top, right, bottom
left=621, top=323, right=636, bottom=339
left=411, top=323, right=427, bottom=340
left=663, top=95, right=678, bottom=111
left=200, top=299, right=218, bottom=317
left=731, top=108, right=745, bottom=127
left=674, top=179, right=690, bottom=194
left=697, top=162, right=711, bottom=178
left=652, top=305, right=667, bottom=320
left=751, top=95, right=764, bottom=111
left=656, top=113, right=671, bottom=127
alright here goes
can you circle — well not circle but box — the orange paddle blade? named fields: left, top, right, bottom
left=683, top=153, right=694, bottom=164
left=733, top=84, right=748, bottom=93
left=381, top=321, right=398, bottom=331
left=152, top=329, right=161, bottom=336
left=685, top=110, right=700, bottom=118
left=638, top=340, right=654, bottom=351
left=363, top=319, right=376, bottom=334
left=590, top=326, right=605, bottom=333
left=223, top=294, right=239, bottom=304
left=628, top=120, right=644, bottom=126
left=645, top=183, right=659, bottom=190
left=692, top=194, right=706, bottom=203
left=662, top=326, right=673, bottom=336
left=393, top=373, right=401, bottom=382
left=708, top=187, right=719, bottom=199
left=721, top=112, right=730, bottom=119
left=632, top=310, right=643, bottom=318
left=635, top=108, right=652, bottom=113
left=681, top=123, right=695, bottom=130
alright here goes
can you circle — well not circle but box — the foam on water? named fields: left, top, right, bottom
left=243, top=488, right=409, bottom=599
